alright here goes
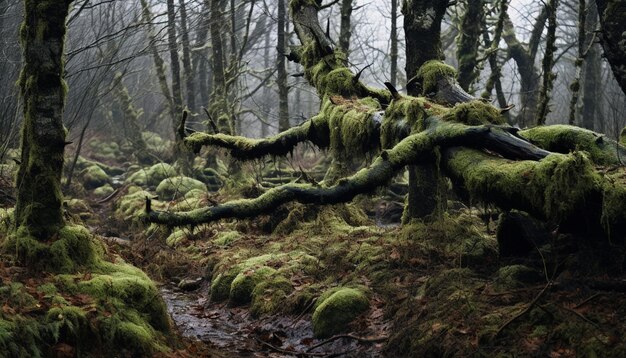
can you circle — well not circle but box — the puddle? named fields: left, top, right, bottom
left=161, top=287, right=387, bottom=357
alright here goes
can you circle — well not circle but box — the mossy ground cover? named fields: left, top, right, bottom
left=109, top=171, right=626, bottom=357
left=6, top=123, right=626, bottom=356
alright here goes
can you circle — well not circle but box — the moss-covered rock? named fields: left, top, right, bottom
left=114, top=187, right=164, bottom=227
left=93, top=184, right=115, bottom=197
left=312, top=287, right=369, bottom=338
left=494, top=265, right=543, bottom=290
left=156, top=176, right=207, bottom=201
left=229, top=266, right=277, bottom=305
left=81, top=165, right=109, bottom=190
left=250, top=275, right=293, bottom=317
left=88, top=139, right=122, bottom=161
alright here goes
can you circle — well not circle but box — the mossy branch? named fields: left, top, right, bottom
left=184, top=121, right=314, bottom=159
left=519, top=125, right=626, bottom=166
left=145, top=117, right=550, bottom=226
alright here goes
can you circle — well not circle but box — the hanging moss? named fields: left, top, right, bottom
left=445, top=149, right=602, bottom=222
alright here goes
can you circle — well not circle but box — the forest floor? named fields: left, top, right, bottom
left=2, top=139, right=626, bottom=356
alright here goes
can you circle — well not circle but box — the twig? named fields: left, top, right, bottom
left=306, top=334, right=388, bottom=352
left=255, top=338, right=327, bottom=357
left=495, top=281, right=552, bottom=338
left=97, top=186, right=125, bottom=204
left=573, top=293, right=602, bottom=309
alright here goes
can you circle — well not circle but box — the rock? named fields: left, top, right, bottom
left=81, top=165, right=109, bottom=189
left=156, top=176, right=207, bottom=201
left=178, top=277, right=203, bottom=291
left=312, top=287, right=369, bottom=338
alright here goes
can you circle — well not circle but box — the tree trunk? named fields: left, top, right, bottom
left=402, top=0, right=449, bottom=220
left=194, top=0, right=211, bottom=110
left=140, top=0, right=175, bottom=119
left=456, top=0, right=483, bottom=92
left=179, top=0, right=196, bottom=112
left=277, top=0, right=290, bottom=132
left=339, top=0, right=353, bottom=54
left=596, top=0, right=626, bottom=95
left=390, top=0, right=398, bottom=87
left=582, top=2, right=602, bottom=131
left=14, top=0, right=72, bottom=239
left=535, top=0, right=559, bottom=126
left=502, top=15, right=541, bottom=127
left=167, top=0, right=193, bottom=175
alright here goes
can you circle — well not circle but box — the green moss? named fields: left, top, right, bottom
left=74, top=156, right=124, bottom=175
left=93, top=184, right=115, bottom=197
left=520, top=125, right=626, bottom=166
left=88, top=139, right=121, bottom=161
left=126, top=169, right=147, bottom=186
left=250, top=275, right=293, bottom=317
left=446, top=150, right=602, bottom=221
left=443, top=100, right=506, bottom=126
left=214, top=230, right=242, bottom=246
left=416, top=60, right=458, bottom=95
left=165, top=229, right=188, bottom=247
left=114, top=188, right=165, bottom=227
left=0, top=207, right=15, bottom=236
left=494, top=265, right=542, bottom=290
left=324, top=97, right=382, bottom=156
left=312, top=287, right=369, bottom=338
left=229, top=266, right=277, bottom=305
left=146, top=163, right=177, bottom=186
left=81, top=165, right=109, bottom=190
left=4, top=224, right=99, bottom=273
left=156, top=176, right=207, bottom=201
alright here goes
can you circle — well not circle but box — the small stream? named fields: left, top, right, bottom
left=161, top=287, right=386, bottom=357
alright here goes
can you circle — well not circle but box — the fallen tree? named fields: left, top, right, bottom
left=146, top=0, right=626, bottom=265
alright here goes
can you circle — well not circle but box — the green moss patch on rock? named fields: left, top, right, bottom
left=93, top=184, right=115, bottom=197
left=229, top=266, right=277, bottom=305
left=312, top=287, right=369, bottom=338
left=80, top=165, right=109, bottom=190
left=156, top=176, right=207, bottom=201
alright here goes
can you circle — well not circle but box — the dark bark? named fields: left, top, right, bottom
left=535, top=0, right=559, bottom=126
left=457, top=0, right=483, bottom=91
left=390, top=0, right=398, bottom=87
left=15, top=0, right=72, bottom=238
left=179, top=0, right=196, bottom=111
left=278, top=0, right=290, bottom=131
left=596, top=0, right=626, bottom=95
left=403, top=0, right=448, bottom=95
left=502, top=14, right=540, bottom=127
left=339, top=0, right=353, bottom=53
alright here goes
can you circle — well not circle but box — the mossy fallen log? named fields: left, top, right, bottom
left=145, top=118, right=550, bottom=226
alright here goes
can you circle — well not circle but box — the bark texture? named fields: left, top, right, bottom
left=15, top=0, right=72, bottom=238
